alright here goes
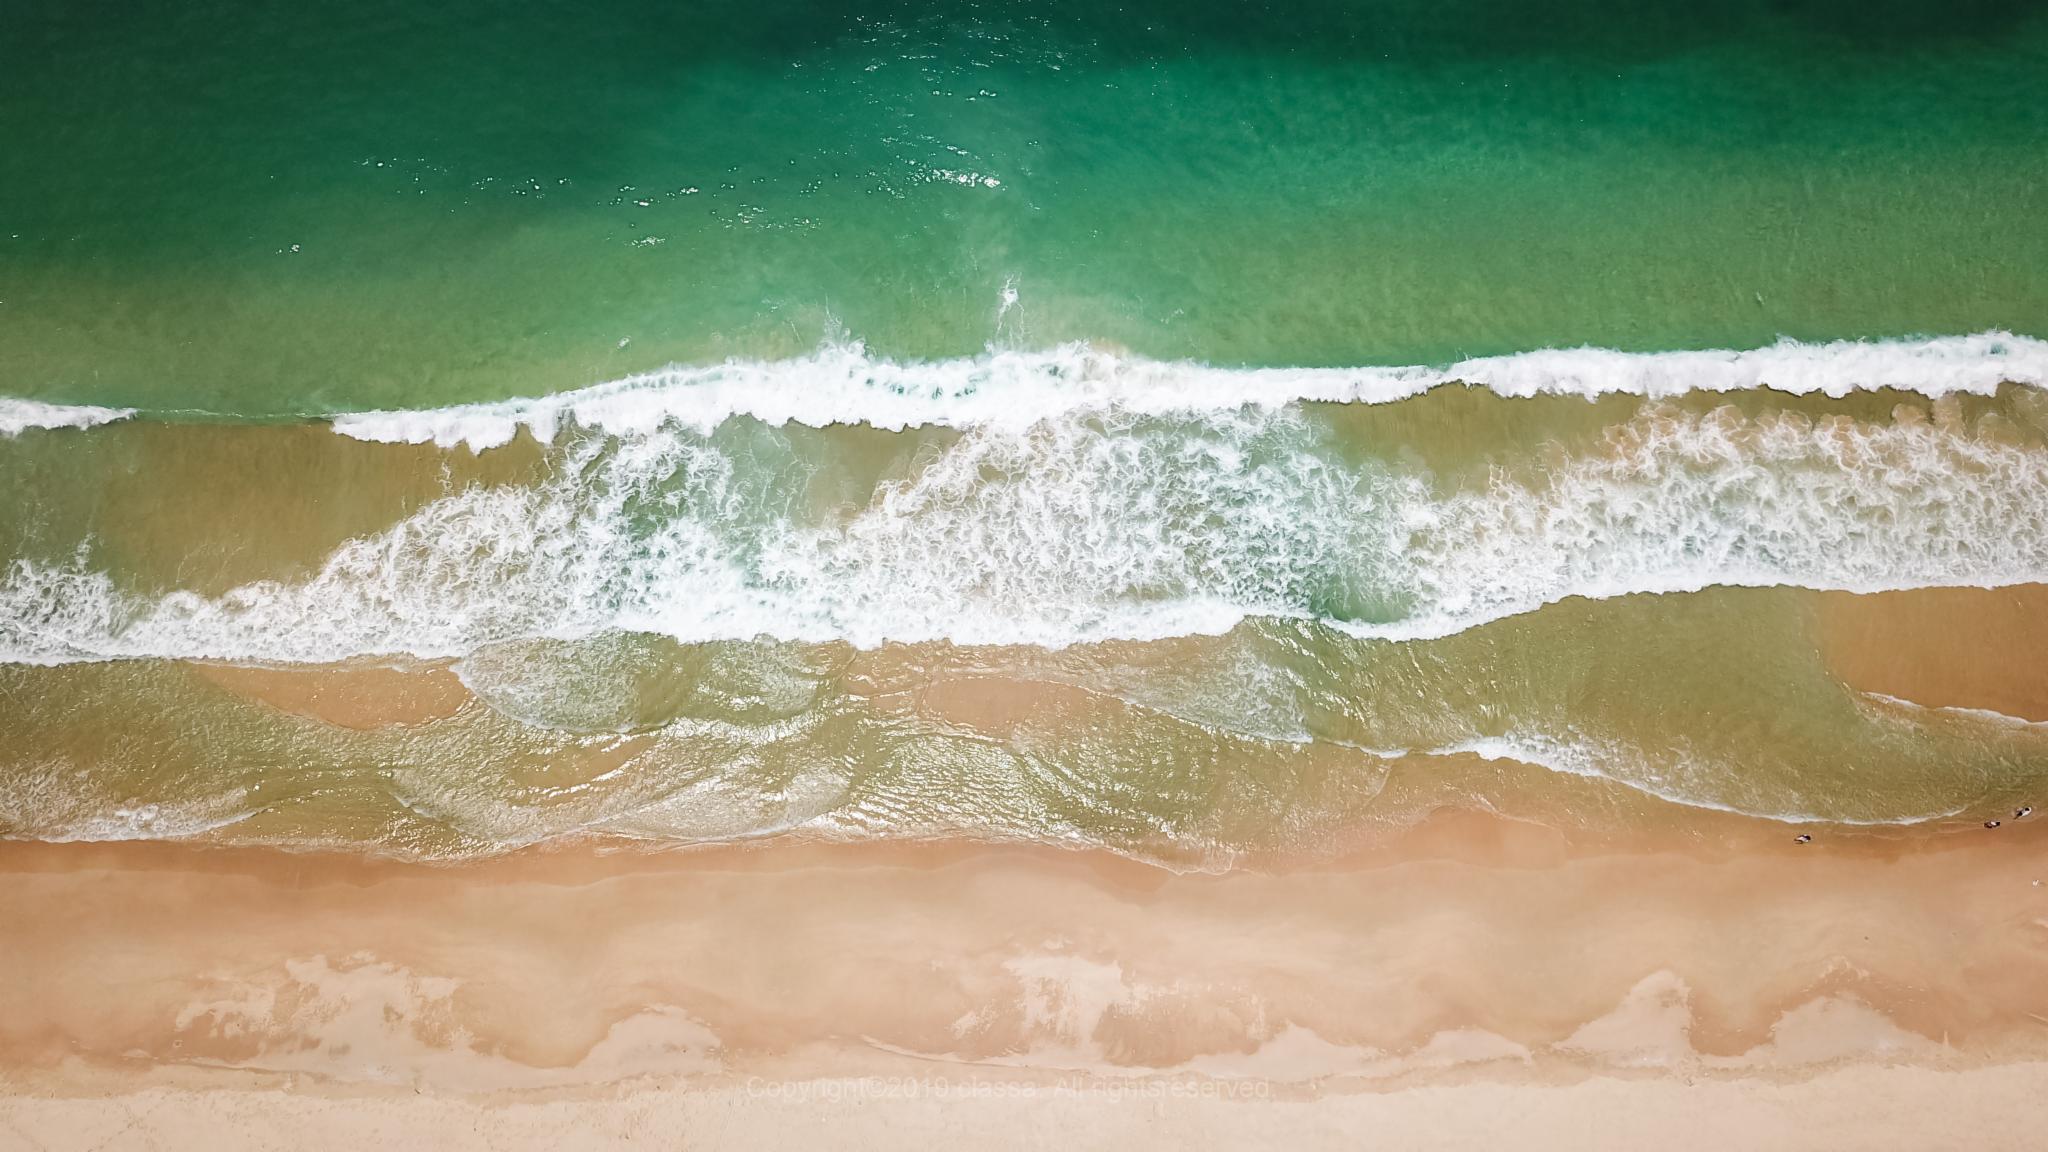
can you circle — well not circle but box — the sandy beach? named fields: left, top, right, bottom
left=5, top=806, right=2048, bottom=1149
left=3, top=590, right=2046, bottom=1148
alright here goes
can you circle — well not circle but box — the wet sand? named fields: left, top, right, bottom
left=1817, top=583, right=2048, bottom=722
left=3, top=812, right=2047, bottom=1149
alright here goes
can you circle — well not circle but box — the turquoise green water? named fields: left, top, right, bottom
left=4, top=0, right=2046, bottom=413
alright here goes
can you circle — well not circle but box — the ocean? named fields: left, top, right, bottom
left=3, top=0, right=2046, bottom=863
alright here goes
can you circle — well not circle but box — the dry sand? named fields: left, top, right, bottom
left=3, top=816, right=2047, bottom=1149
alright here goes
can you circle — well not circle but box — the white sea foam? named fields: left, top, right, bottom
left=1440, top=735, right=1967, bottom=826
left=0, top=761, right=257, bottom=843
left=1441, top=733, right=1781, bottom=818
left=0, top=398, right=136, bottom=437
left=9, top=397, right=2048, bottom=664
left=328, top=331, right=2048, bottom=450
left=1859, top=691, right=2048, bottom=730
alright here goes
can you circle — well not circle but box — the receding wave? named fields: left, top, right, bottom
left=329, top=332, right=2048, bottom=450
left=7, top=395, right=2048, bottom=662
left=1440, top=736, right=1966, bottom=826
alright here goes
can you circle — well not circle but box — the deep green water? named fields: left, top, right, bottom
left=4, top=0, right=2046, bottom=414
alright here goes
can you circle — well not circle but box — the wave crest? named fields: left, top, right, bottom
left=0, top=399, right=136, bottom=437
left=328, top=331, right=2048, bottom=451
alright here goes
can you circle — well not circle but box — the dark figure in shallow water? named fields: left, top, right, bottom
left=2017, top=807, right=2034, bottom=819
left=1985, top=820, right=2002, bottom=829
left=1793, top=834, right=1812, bottom=844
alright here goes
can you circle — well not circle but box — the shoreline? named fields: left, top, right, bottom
left=3, top=587, right=2046, bottom=1145
left=5, top=809, right=2047, bottom=1146
left=3, top=580, right=2043, bottom=863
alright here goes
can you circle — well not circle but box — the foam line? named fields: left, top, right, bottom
left=327, top=332, right=2048, bottom=451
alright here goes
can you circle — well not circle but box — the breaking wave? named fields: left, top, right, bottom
left=6, top=396, right=2048, bottom=662
left=0, top=398, right=136, bottom=438
left=327, top=332, right=2048, bottom=450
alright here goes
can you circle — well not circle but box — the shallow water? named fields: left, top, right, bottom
left=3, top=586, right=2044, bottom=863
left=5, top=384, right=2047, bottom=858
